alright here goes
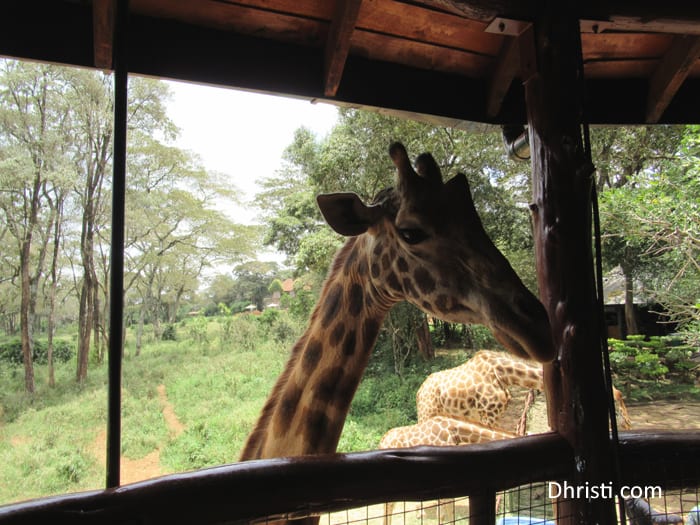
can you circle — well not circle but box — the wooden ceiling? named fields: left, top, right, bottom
left=2, top=0, right=700, bottom=126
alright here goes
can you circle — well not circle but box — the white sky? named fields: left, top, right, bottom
left=164, top=80, right=339, bottom=224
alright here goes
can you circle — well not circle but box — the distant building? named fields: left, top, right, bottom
left=603, top=266, right=675, bottom=339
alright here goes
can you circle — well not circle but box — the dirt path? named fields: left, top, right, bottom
left=90, top=384, right=185, bottom=484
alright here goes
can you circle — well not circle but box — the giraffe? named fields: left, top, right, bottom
left=379, top=414, right=516, bottom=449
left=416, top=349, right=632, bottom=431
left=416, top=350, right=543, bottom=429
left=239, top=142, right=555, bottom=464
left=379, top=416, right=516, bottom=524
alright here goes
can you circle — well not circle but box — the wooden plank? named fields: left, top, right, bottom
left=350, top=30, right=492, bottom=77
left=324, top=0, right=363, bottom=97
left=356, top=0, right=501, bottom=56
left=646, top=35, right=700, bottom=123
left=131, top=0, right=326, bottom=46
left=584, top=59, right=657, bottom=79
left=581, top=33, right=672, bottom=61
left=413, top=0, right=700, bottom=33
left=93, top=0, right=115, bottom=69
left=134, top=0, right=332, bottom=21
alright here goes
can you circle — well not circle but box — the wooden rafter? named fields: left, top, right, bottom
left=486, top=24, right=534, bottom=118
left=487, top=37, right=518, bottom=118
left=324, top=0, right=364, bottom=97
left=413, top=0, right=700, bottom=30
left=93, top=0, right=116, bottom=70
left=646, top=35, right=700, bottom=123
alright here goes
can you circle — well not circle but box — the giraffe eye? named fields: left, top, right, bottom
left=398, top=228, right=429, bottom=245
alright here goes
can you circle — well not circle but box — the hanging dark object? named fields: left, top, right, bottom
left=502, top=125, right=530, bottom=161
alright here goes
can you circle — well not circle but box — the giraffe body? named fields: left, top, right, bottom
left=240, top=144, right=555, bottom=464
left=415, top=349, right=632, bottom=431
left=379, top=416, right=514, bottom=524
left=379, top=415, right=516, bottom=449
left=416, top=350, right=542, bottom=428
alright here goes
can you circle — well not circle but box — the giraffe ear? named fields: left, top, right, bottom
left=445, top=173, right=479, bottom=219
left=317, top=192, right=384, bottom=236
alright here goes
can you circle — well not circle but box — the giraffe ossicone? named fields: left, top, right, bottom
left=240, top=142, right=554, bottom=462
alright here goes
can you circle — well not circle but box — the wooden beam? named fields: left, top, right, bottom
left=526, top=5, right=616, bottom=525
left=413, top=0, right=700, bottom=32
left=646, top=35, right=700, bottom=123
left=487, top=37, right=518, bottom=118
left=324, top=0, right=363, bottom=97
left=93, top=0, right=116, bottom=70
left=486, top=24, right=535, bottom=118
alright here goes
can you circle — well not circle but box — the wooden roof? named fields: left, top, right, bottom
left=2, top=1, right=699, bottom=126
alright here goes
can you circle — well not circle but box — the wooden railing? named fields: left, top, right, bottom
left=0, top=431, right=698, bottom=525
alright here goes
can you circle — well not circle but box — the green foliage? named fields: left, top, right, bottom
left=161, top=324, right=177, bottom=341
left=187, top=316, right=209, bottom=348
left=283, top=277, right=321, bottom=322
left=609, top=335, right=696, bottom=384
left=268, top=279, right=283, bottom=295
left=0, top=338, right=74, bottom=365
left=462, top=325, right=500, bottom=351
left=597, top=126, right=700, bottom=337
left=257, top=309, right=301, bottom=345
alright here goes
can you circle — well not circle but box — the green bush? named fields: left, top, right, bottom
left=0, top=338, right=74, bottom=365
left=608, top=335, right=696, bottom=382
left=161, top=324, right=177, bottom=341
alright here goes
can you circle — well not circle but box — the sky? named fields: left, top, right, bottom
left=164, top=80, right=340, bottom=225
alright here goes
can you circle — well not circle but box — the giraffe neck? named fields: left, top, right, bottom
left=240, top=236, right=394, bottom=460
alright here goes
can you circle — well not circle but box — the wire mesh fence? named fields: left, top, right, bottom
left=275, top=482, right=700, bottom=525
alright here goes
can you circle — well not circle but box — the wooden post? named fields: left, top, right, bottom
left=525, top=4, right=616, bottom=525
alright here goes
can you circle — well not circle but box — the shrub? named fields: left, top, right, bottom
left=161, top=324, right=177, bottom=341
left=608, top=335, right=695, bottom=383
left=187, top=316, right=209, bottom=348
left=0, top=338, right=74, bottom=365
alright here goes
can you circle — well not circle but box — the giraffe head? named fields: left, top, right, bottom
left=317, top=142, right=554, bottom=362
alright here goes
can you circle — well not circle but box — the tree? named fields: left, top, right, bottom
left=594, top=126, right=685, bottom=335
left=123, top=134, right=257, bottom=350
left=257, top=109, right=535, bottom=372
left=228, top=261, right=279, bottom=311
left=0, top=62, right=70, bottom=393
left=0, top=59, right=259, bottom=387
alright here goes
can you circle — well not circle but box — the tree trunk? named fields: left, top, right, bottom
left=17, top=169, right=46, bottom=395
left=136, top=305, right=145, bottom=357
left=76, top=277, right=94, bottom=383
left=623, top=270, right=639, bottom=336
left=46, top=193, right=64, bottom=388
left=77, top=208, right=97, bottom=383
left=19, top=245, right=35, bottom=394
left=415, top=315, right=434, bottom=359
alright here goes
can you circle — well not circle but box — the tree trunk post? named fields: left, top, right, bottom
left=525, top=4, right=616, bottom=525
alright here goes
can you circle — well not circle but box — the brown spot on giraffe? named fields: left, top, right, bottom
left=341, top=330, right=356, bottom=356
left=240, top=143, right=555, bottom=469
left=301, top=339, right=322, bottom=373
left=347, top=283, right=363, bottom=317
left=413, top=266, right=436, bottom=294
left=329, top=323, right=345, bottom=346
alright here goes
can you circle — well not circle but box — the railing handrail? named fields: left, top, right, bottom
left=1, top=430, right=698, bottom=525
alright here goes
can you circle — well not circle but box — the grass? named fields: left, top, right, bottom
left=0, top=313, right=464, bottom=506
left=5, top=314, right=694, bottom=507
